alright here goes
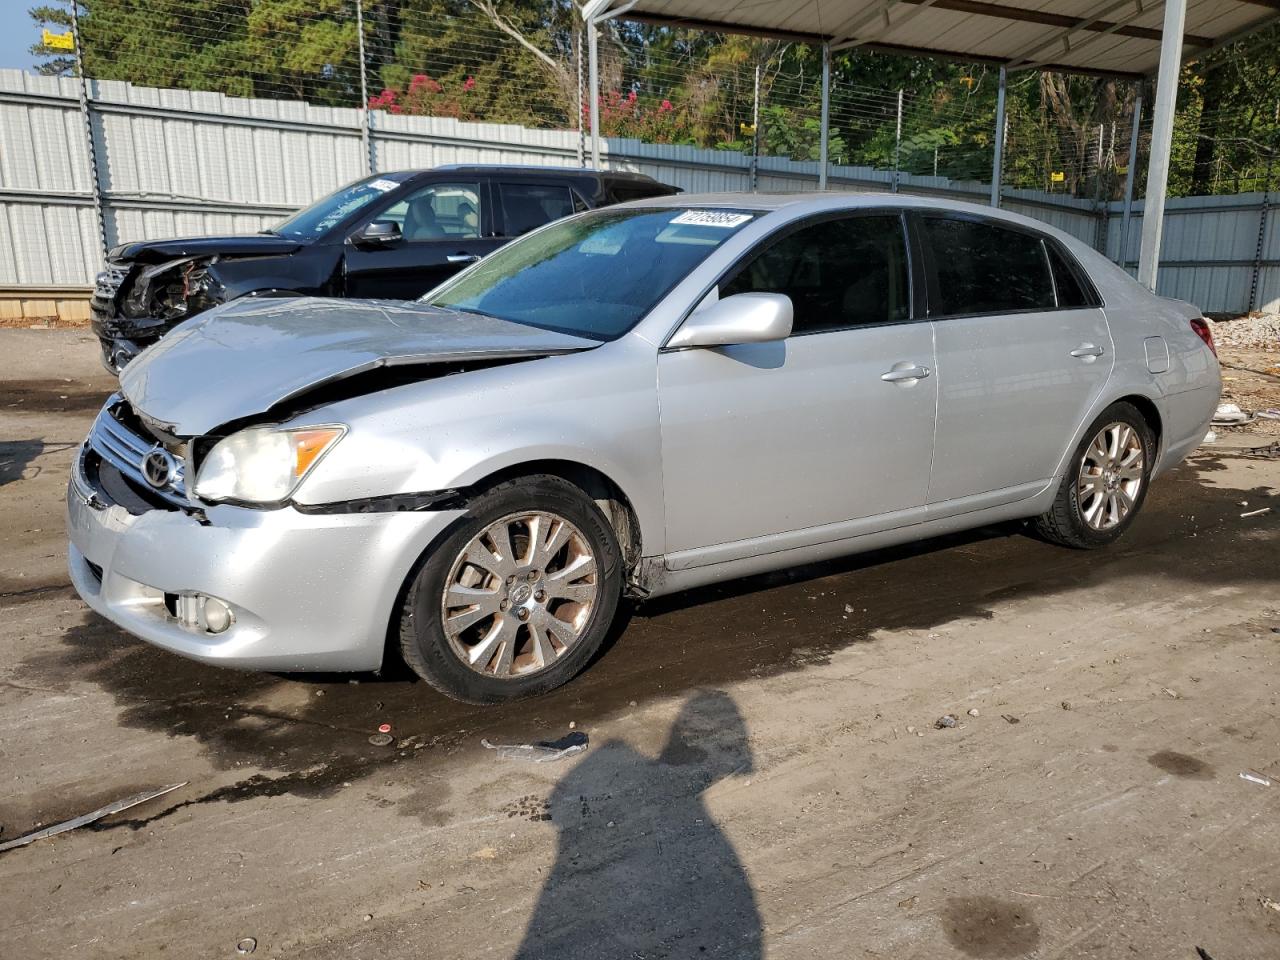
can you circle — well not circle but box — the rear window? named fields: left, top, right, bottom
left=922, top=216, right=1056, bottom=316
left=426, top=207, right=760, bottom=340
left=1047, top=242, right=1098, bottom=308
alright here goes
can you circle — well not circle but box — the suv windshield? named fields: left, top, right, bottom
left=272, top=175, right=409, bottom=239
left=425, top=207, right=761, bottom=340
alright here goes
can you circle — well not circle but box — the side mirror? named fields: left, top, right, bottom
left=666, top=292, right=793, bottom=350
left=351, top=220, right=402, bottom=246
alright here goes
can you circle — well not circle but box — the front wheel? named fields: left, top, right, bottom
left=398, top=475, right=623, bottom=703
left=1034, top=402, right=1155, bottom=549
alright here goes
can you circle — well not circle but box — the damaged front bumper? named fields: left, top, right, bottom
left=91, top=258, right=221, bottom=374
left=66, top=445, right=464, bottom=672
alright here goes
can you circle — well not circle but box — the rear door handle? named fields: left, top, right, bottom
left=1070, top=343, right=1105, bottom=358
left=447, top=253, right=481, bottom=264
left=880, top=363, right=932, bottom=383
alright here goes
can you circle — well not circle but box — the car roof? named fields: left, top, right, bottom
left=397, top=165, right=666, bottom=184
left=614, top=190, right=1096, bottom=243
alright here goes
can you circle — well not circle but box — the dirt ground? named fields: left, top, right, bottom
left=2, top=329, right=1279, bottom=960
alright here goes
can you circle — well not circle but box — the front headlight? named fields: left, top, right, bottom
left=194, top=424, right=346, bottom=505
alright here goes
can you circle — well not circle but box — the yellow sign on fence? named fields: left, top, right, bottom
left=1050, top=171, right=1066, bottom=183
left=42, top=29, right=75, bottom=52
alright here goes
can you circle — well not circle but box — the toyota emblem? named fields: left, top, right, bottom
left=141, top=446, right=178, bottom=489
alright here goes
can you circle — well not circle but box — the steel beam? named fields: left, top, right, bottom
left=1137, top=0, right=1187, bottom=291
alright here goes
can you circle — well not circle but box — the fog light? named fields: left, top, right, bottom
left=202, top=597, right=234, bottom=634
left=173, top=593, right=235, bottom=634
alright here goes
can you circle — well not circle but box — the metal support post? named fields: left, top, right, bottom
left=355, top=0, right=373, bottom=175
left=818, top=43, right=831, bottom=189
left=990, top=65, right=1006, bottom=207
left=1118, top=90, right=1143, bottom=270
left=70, top=0, right=108, bottom=264
left=892, top=87, right=903, bottom=193
left=1137, top=0, right=1188, bottom=291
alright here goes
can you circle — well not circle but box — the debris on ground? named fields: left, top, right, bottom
left=0, top=782, right=187, bottom=853
left=967, top=708, right=980, bottom=717
left=934, top=714, right=958, bottom=729
left=1260, top=896, right=1280, bottom=913
left=1162, top=687, right=1181, bottom=699
left=1241, top=507, right=1271, bottom=518
left=1247, top=442, right=1280, bottom=459
left=1061, top=701, right=1072, bottom=711
left=1213, top=402, right=1253, bottom=425
left=1211, top=312, right=1280, bottom=350
left=377, top=723, right=392, bottom=734
left=481, top=731, right=589, bottom=762
left=1202, top=429, right=1217, bottom=445
left=1239, top=770, right=1273, bottom=787
left=235, top=937, right=257, bottom=955
left=1001, top=714, right=1021, bottom=724
left=368, top=734, right=394, bottom=747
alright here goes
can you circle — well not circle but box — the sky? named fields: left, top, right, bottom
left=1, top=5, right=39, bottom=71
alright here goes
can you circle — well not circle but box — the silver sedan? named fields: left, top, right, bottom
left=67, top=193, right=1221, bottom=703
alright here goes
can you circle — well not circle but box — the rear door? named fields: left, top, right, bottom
left=917, top=213, right=1113, bottom=507
left=343, top=180, right=502, bottom=299
left=657, top=212, right=938, bottom=564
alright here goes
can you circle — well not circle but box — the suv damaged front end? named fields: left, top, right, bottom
left=92, top=256, right=228, bottom=372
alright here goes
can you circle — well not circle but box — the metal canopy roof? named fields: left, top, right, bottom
left=618, top=0, right=1280, bottom=78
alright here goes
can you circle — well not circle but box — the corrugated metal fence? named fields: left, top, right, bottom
left=1, top=69, right=1275, bottom=315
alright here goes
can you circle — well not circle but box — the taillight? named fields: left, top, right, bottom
left=1190, top=317, right=1217, bottom=357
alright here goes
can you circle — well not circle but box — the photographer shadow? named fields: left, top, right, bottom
left=513, top=690, right=761, bottom=960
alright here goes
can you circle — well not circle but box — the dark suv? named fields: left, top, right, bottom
left=91, top=165, right=679, bottom=371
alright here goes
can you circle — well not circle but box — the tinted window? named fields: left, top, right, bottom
left=500, top=183, right=575, bottom=236
left=427, top=207, right=760, bottom=340
left=1047, top=242, right=1094, bottom=308
left=381, top=182, right=481, bottom=241
left=722, top=215, right=910, bottom=333
left=922, top=217, right=1055, bottom=316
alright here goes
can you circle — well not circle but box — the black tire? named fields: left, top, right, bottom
left=1034, top=401, right=1155, bottom=549
left=398, top=474, right=623, bottom=704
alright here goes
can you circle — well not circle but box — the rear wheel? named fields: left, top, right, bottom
left=398, top=475, right=622, bottom=703
left=1034, top=402, right=1154, bottom=549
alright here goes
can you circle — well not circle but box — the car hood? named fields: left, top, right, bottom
left=119, top=297, right=600, bottom=436
left=109, top=234, right=303, bottom=263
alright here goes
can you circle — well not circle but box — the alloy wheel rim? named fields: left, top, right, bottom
left=1077, top=421, right=1145, bottom=531
left=441, top=511, right=598, bottom=679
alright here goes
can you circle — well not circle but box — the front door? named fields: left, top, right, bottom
left=657, top=213, right=938, bottom=564
left=917, top=214, right=1114, bottom=506
left=343, top=180, right=502, bottom=299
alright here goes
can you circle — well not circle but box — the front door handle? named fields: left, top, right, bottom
left=447, top=253, right=481, bottom=264
left=1070, top=343, right=1105, bottom=358
left=880, top=363, right=932, bottom=383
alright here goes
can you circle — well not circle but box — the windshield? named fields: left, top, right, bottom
left=424, top=207, right=761, bottom=340
left=272, top=175, right=408, bottom=239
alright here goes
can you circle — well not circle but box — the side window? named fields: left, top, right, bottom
left=721, top=215, right=910, bottom=334
left=921, top=217, right=1056, bottom=316
left=380, top=182, right=481, bottom=242
left=1047, top=242, right=1095, bottom=308
left=500, top=183, right=575, bottom=236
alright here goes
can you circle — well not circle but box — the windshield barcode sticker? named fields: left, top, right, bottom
left=669, top=210, right=753, bottom=228
left=368, top=178, right=400, bottom=193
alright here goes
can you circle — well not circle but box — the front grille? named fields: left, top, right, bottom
left=87, top=394, right=191, bottom=509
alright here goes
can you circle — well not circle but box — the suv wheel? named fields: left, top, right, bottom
left=1034, top=401, right=1155, bottom=549
left=398, top=475, right=623, bottom=703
